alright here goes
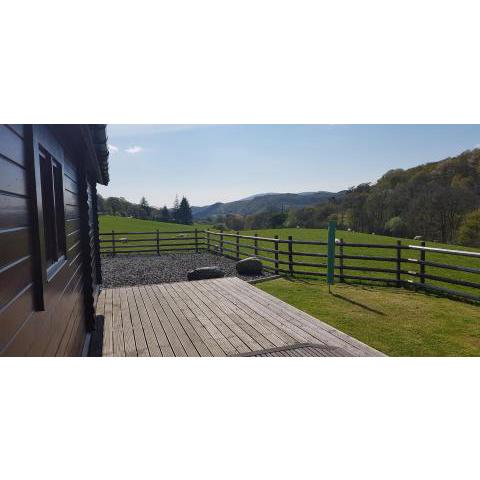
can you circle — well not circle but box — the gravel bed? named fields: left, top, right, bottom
left=101, top=253, right=273, bottom=288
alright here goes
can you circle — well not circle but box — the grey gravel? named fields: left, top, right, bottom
left=101, top=253, right=272, bottom=288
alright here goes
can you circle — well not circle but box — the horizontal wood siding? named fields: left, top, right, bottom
left=0, top=125, right=35, bottom=351
left=0, top=194, right=30, bottom=229
left=0, top=125, right=26, bottom=166
left=0, top=227, right=30, bottom=270
left=0, top=125, right=90, bottom=356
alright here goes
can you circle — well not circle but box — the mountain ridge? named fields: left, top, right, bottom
left=191, top=190, right=343, bottom=219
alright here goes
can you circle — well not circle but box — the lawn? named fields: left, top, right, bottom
left=98, top=215, right=212, bottom=253
left=258, top=278, right=480, bottom=356
left=99, top=215, right=211, bottom=233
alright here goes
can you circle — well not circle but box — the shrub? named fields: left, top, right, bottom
left=385, top=216, right=407, bottom=236
left=458, top=209, right=480, bottom=247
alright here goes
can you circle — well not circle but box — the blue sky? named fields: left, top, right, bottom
left=99, top=125, right=480, bottom=208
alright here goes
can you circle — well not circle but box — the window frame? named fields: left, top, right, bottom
left=39, top=146, right=67, bottom=281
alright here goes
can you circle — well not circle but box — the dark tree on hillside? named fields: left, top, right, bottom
left=177, top=196, right=193, bottom=225
left=270, top=212, right=288, bottom=228
left=139, top=196, right=151, bottom=219
left=108, top=197, right=122, bottom=216
left=160, top=205, right=170, bottom=222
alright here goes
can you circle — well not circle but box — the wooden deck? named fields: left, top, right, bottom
left=95, top=277, right=384, bottom=357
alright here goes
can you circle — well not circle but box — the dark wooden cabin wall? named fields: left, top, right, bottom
left=0, top=125, right=95, bottom=356
left=0, top=125, right=36, bottom=352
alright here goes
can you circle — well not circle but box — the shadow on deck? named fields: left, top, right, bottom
left=93, top=277, right=385, bottom=357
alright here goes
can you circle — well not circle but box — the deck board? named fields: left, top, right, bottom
left=97, top=278, right=385, bottom=357
left=140, top=285, right=180, bottom=356
left=224, top=277, right=379, bottom=356
left=177, top=282, right=247, bottom=355
left=125, top=287, right=150, bottom=357
left=189, top=281, right=265, bottom=352
left=157, top=284, right=212, bottom=357
left=131, top=286, right=164, bottom=356
left=102, top=289, right=114, bottom=356
left=195, top=280, right=275, bottom=351
left=119, top=287, right=137, bottom=357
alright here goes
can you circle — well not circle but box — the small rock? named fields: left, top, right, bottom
left=236, top=257, right=263, bottom=275
left=187, top=266, right=225, bottom=281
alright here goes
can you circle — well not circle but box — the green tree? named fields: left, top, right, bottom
left=160, top=205, right=170, bottom=222
left=270, top=212, right=288, bottom=228
left=139, top=196, right=150, bottom=218
left=458, top=209, right=480, bottom=247
left=177, top=196, right=193, bottom=225
left=108, top=197, right=122, bottom=216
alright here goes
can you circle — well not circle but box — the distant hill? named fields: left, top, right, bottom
left=239, top=192, right=278, bottom=201
left=287, top=148, right=480, bottom=245
left=191, top=191, right=342, bottom=219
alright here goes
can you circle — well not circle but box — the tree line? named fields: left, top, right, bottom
left=210, top=148, right=480, bottom=247
left=98, top=194, right=194, bottom=225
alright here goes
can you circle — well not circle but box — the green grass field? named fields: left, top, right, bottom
left=99, top=215, right=211, bottom=233
left=258, top=278, right=480, bottom=356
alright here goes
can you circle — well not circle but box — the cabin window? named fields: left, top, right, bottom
left=39, top=149, right=66, bottom=271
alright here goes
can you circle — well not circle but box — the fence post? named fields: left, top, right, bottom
left=288, top=235, right=293, bottom=276
left=396, top=240, right=402, bottom=287
left=326, top=221, right=336, bottom=291
left=420, top=240, right=426, bottom=284
left=339, top=238, right=344, bottom=282
left=111, top=230, right=116, bottom=256
left=254, top=233, right=259, bottom=256
left=274, top=235, right=279, bottom=275
left=195, top=228, right=199, bottom=253
left=220, top=228, right=224, bottom=256
left=236, top=231, right=240, bottom=260
left=206, top=231, right=210, bottom=254
left=156, top=229, right=160, bottom=255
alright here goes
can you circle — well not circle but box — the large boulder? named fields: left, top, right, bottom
left=187, top=266, right=225, bottom=281
left=236, top=257, right=263, bottom=275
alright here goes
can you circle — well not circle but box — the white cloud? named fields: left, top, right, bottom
left=108, top=144, right=119, bottom=153
left=125, top=146, right=144, bottom=154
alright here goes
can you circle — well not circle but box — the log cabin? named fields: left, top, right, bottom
left=0, top=125, right=109, bottom=356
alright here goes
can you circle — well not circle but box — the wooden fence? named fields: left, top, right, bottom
left=99, top=229, right=480, bottom=302
left=204, top=230, right=480, bottom=303
left=99, top=230, right=203, bottom=255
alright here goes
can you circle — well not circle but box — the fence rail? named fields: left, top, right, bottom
left=99, top=229, right=480, bottom=303
left=99, top=229, right=204, bottom=255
